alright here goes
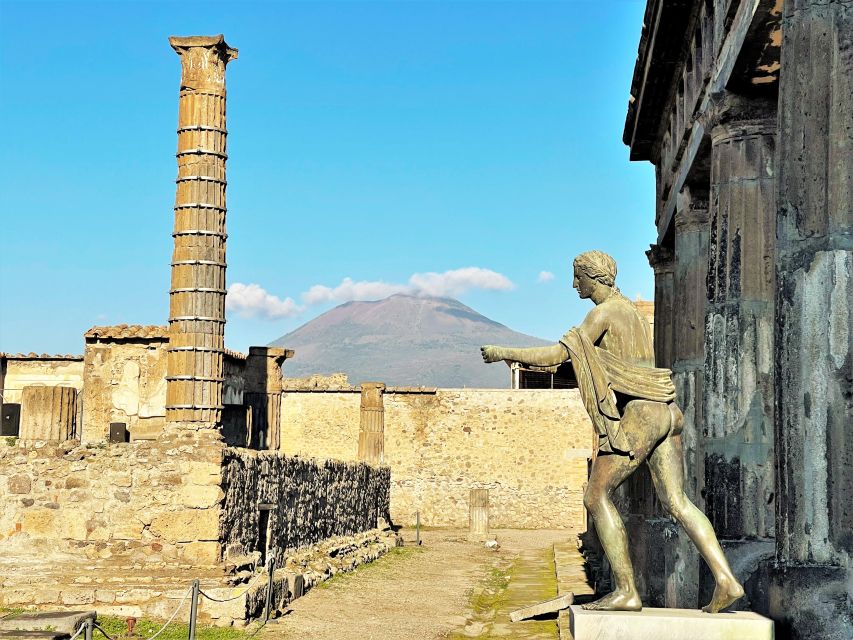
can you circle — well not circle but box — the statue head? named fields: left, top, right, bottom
left=572, top=250, right=617, bottom=301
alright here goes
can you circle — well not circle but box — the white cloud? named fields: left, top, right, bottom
left=537, top=270, right=555, bottom=283
left=304, top=267, right=514, bottom=304
left=302, top=278, right=409, bottom=305
left=226, top=283, right=303, bottom=319
left=407, top=267, right=514, bottom=297
left=226, top=267, right=515, bottom=321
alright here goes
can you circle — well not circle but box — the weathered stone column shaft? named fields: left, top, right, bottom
left=358, top=382, right=385, bottom=465
left=703, top=97, right=776, bottom=541
left=165, top=35, right=237, bottom=425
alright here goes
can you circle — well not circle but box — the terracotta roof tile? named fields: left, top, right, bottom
left=84, top=324, right=170, bottom=341
left=0, top=352, right=83, bottom=360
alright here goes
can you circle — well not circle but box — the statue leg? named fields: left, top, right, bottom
left=647, top=434, right=745, bottom=612
left=581, top=451, right=644, bottom=611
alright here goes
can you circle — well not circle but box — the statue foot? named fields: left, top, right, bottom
left=702, top=576, right=745, bottom=613
left=581, top=589, right=642, bottom=612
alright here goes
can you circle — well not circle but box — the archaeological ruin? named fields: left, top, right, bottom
left=0, top=33, right=598, bottom=626
left=0, top=36, right=397, bottom=625
left=621, top=0, right=852, bottom=637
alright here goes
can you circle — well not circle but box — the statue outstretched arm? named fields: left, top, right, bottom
left=480, top=343, right=569, bottom=367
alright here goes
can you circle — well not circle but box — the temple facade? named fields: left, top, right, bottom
left=623, top=1, right=852, bottom=637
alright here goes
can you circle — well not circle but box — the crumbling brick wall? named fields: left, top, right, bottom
left=219, top=449, right=390, bottom=562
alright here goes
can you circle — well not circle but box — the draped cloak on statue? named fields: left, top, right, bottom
left=559, top=328, right=676, bottom=457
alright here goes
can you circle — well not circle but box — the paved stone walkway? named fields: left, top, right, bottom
left=263, top=529, right=592, bottom=640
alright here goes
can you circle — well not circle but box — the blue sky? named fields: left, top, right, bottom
left=0, top=0, right=654, bottom=354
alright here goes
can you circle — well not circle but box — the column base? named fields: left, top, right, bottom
left=762, top=562, right=853, bottom=640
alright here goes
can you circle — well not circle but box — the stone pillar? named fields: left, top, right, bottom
left=469, top=488, right=489, bottom=538
left=19, top=386, right=77, bottom=441
left=661, top=187, right=711, bottom=609
left=245, top=347, right=292, bottom=450
left=673, top=187, right=710, bottom=504
left=165, top=35, right=237, bottom=427
left=771, top=2, right=853, bottom=636
left=358, top=382, right=386, bottom=465
left=699, top=94, right=777, bottom=609
left=646, top=244, right=675, bottom=368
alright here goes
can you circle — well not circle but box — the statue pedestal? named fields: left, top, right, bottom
left=568, top=605, right=773, bottom=639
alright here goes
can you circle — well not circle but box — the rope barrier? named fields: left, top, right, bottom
left=67, top=623, right=87, bottom=640
left=143, top=585, right=193, bottom=640
left=92, top=623, right=117, bottom=640
left=92, top=585, right=192, bottom=640
left=198, top=583, right=255, bottom=603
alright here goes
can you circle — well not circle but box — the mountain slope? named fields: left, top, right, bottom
left=270, top=294, right=550, bottom=388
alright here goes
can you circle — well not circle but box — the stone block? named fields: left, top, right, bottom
left=150, top=508, right=220, bottom=542
left=0, top=612, right=95, bottom=634
left=178, top=485, right=223, bottom=509
left=8, top=475, right=31, bottom=494
left=178, top=541, right=221, bottom=565
left=21, top=509, right=57, bottom=536
left=184, top=461, right=222, bottom=486
left=59, top=590, right=95, bottom=606
left=568, top=606, right=773, bottom=640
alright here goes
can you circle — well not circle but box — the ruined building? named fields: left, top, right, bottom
left=0, top=36, right=394, bottom=623
left=623, top=1, right=851, bottom=637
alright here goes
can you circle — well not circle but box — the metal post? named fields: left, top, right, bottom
left=415, top=511, right=421, bottom=546
left=188, top=579, right=199, bottom=640
left=84, top=619, right=93, bottom=640
left=264, top=558, right=275, bottom=622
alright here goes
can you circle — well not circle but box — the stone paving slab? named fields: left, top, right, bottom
left=553, top=540, right=595, bottom=640
left=569, top=606, right=774, bottom=640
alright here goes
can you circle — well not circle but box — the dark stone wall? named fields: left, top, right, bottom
left=769, top=1, right=853, bottom=637
left=219, top=449, right=390, bottom=562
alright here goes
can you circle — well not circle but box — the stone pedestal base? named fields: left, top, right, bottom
left=569, top=606, right=773, bottom=639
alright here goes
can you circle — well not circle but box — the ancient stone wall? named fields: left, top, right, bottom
left=219, top=449, right=390, bottom=562
left=0, top=357, right=84, bottom=404
left=281, top=388, right=593, bottom=529
left=82, top=331, right=170, bottom=442
left=0, top=429, right=226, bottom=570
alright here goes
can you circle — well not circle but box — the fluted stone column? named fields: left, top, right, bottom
left=703, top=95, right=776, bottom=548
left=165, top=35, right=237, bottom=427
left=661, top=187, right=710, bottom=609
left=673, top=187, right=710, bottom=505
left=771, top=1, right=853, bottom=635
left=358, top=382, right=386, bottom=465
left=245, top=347, right=292, bottom=450
left=646, top=244, right=675, bottom=369
left=19, top=386, right=77, bottom=442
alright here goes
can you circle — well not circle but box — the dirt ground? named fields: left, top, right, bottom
left=262, top=529, right=580, bottom=640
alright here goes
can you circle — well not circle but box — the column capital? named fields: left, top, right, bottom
left=703, top=92, right=776, bottom=143
left=675, top=186, right=710, bottom=232
left=169, top=35, right=238, bottom=93
left=646, top=244, right=674, bottom=274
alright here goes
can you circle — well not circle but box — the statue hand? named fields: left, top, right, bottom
left=481, top=345, right=504, bottom=364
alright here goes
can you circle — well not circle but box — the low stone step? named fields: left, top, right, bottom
left=0, top=611, right=95, bottom=635
left=0, top=631, right=69, bottom=640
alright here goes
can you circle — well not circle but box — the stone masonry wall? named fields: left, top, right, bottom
left=220, top=449, right=390, bottom=562
left=0, top=428, right=225, bottom=572
left=1, top=359, right=84, bottom=405
left=281, top=389, right=593, bottom=530
left=82, top=340, right=169, bottom=442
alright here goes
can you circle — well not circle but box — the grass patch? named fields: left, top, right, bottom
left=1, top=609, right=247, bottom=640
left=470, top=567, right=512, bottom=616
left=317, top=545, right=426, bottom=589
left=97, top=616, right=247, bottom=640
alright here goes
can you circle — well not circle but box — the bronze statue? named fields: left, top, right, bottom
left=481, top=250, right=744, bottom=613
